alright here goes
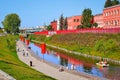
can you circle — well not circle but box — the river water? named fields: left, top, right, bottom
left=29, top=43, right=120, bottom=80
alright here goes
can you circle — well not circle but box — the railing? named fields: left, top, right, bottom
left=34, top=28, right=120, bottom=35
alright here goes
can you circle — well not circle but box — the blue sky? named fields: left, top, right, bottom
left=0, top=0, right=105, bottom=28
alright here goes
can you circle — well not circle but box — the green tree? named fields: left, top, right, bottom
left=63, top=17, right=68, bottom=30
left=46, top=25, right=53, bottom=31
left=81, top=8, right=93, bottom=28
left=77, top=25, right=84, bottom=29
left=104, top=0, right=112, bottom=8
left=93, top=22, right=98, bottom=27
left=59, top=14, right=64, bottom=30
left=2, top=13, right=21, bottom=34
left=112, top=0, right=120, bottom=6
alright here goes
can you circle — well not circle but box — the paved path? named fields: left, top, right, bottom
left=0, top=70, right=16, bottom=80
left=0, top=73, right=9, bottom=80
left=16, top=41, right=101, bottom=80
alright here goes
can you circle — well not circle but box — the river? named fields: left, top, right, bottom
left=29, top=43, right=120, bottom=80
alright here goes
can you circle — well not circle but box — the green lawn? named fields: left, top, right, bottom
left=0, top=35, right=55, bottom=80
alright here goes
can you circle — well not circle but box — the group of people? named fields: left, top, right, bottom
left=17, top=47, right=29, bottom=57
left=17, top=46, right=33, bottom=66
left=22, top=49, right=29, bottom=56
left=59, top=64, right=76, bottom=72
left=99, top=60, right=108, bottom=65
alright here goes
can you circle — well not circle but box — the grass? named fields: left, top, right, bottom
left=0, top=35, right=55, bottom=80
left=0, top=29, right=3, bottom=33
left=29, top=33, right=120, bottom=61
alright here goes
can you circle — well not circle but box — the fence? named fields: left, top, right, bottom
left=34, top=28, right=120, bottom=35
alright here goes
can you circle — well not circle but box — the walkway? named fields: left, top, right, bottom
left=0, top=73, right=9, bottom=80
left=16, top=40, right=102, bottom=80
left=0, top=70, right=16, bottom=80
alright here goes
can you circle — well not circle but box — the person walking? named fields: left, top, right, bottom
left=30, top=61, right=32, bottom=66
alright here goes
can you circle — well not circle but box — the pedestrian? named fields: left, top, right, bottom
left=26, top=52, right=28, bottom=56
left=23, top=52, right=25, bottom=56
left=17, top=47, right=19, bottom=52
left=59, top=66, right=64, bottom=72
left=30, top=61, right=32, bottom=66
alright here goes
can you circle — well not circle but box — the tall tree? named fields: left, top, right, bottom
left=112, top=0, right=120, bottom=6
left=104, top=0, right=112, bottom=8
left=59, top=14, right=64, bottom=30
left=63, top=17, right=68, bottom=30
left=2, top=13, right=21, bottom=34
left=81, top=8, right=93, bottom=28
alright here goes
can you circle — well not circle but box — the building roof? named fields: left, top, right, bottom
left=103, top=4, right=120, bottom=10
left=94, top=13, right=103, bottom=16
left=67, top=15, right=82, bottom=19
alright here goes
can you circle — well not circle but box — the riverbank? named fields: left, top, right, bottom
left=0, top=35, right=55, bottom=80
left=17, top=40, right=99, bottom=80
left=31, top=39, right=120, bottom=65
left=29, top=33, right=120, bottom=64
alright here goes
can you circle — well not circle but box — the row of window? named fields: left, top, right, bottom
left=74, top=19, right=80, bottom=22
left=105, top=20, right=119, bottom=26
left=104, top=9, right=119, bottom=16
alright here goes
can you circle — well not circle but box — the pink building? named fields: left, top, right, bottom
left=103, top=4, right=120, bottom=28
left=50, top=20, right=57, bottom=31
left=94, top=14, right=104, bottom=28
left=50, top=4, right=120, bottom=30
left=67, top=15, right=82, bottom=30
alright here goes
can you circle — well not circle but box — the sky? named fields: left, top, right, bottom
left=0, top=0, right=105, bottom=28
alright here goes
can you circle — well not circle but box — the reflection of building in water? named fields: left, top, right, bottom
left=36, top=50, right=38, bottom=55
left=57, top=55, right=60, bottom=61
left=60, top=57, right=68, bottom=66
left=103, top=67, right=120, bottom=80
left=83, top=64, right=92, bottom=73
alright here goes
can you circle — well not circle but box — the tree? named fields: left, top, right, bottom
left=59, top=14, right=64, bottom=30
left=112, top=0, right=120, bottom=6
left=77, top=25, right=83, bottom=29
left=104, top=0, right=112, bottom=8
left=2, top=13, right=21, bottom=34
left=93, top=22, right=98, bottom=28
left=46, top=25, right=53, bottom=31
left=63, top=17, right=68, bottom=30
left=81, top=8, right=93, bottom=28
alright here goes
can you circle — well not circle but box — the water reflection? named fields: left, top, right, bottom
left=29, top=43, right=120, bottom=80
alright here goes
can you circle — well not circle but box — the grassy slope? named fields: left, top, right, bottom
left=0, top=35, right=55, bottom=80
left=0, top=29, right=3, bottom=33
left=29, top=33, right=120, bottom=60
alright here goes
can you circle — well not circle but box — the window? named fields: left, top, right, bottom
left=117, top=9, right=119, bottom=15
left=111, top=11, right=113, bottom=15
left=74, top=19, right=76, bottom=22
left=114, top=10, right=116, bottom=15
left=118, top=20, right=119, bottom=25
left=114, top=20, right=117, bottom=26
left=111, top=20, right=113, bottom=25
left=77, top=19, right=79, bottom=22
left=109, top=11, right=111, bottom=15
